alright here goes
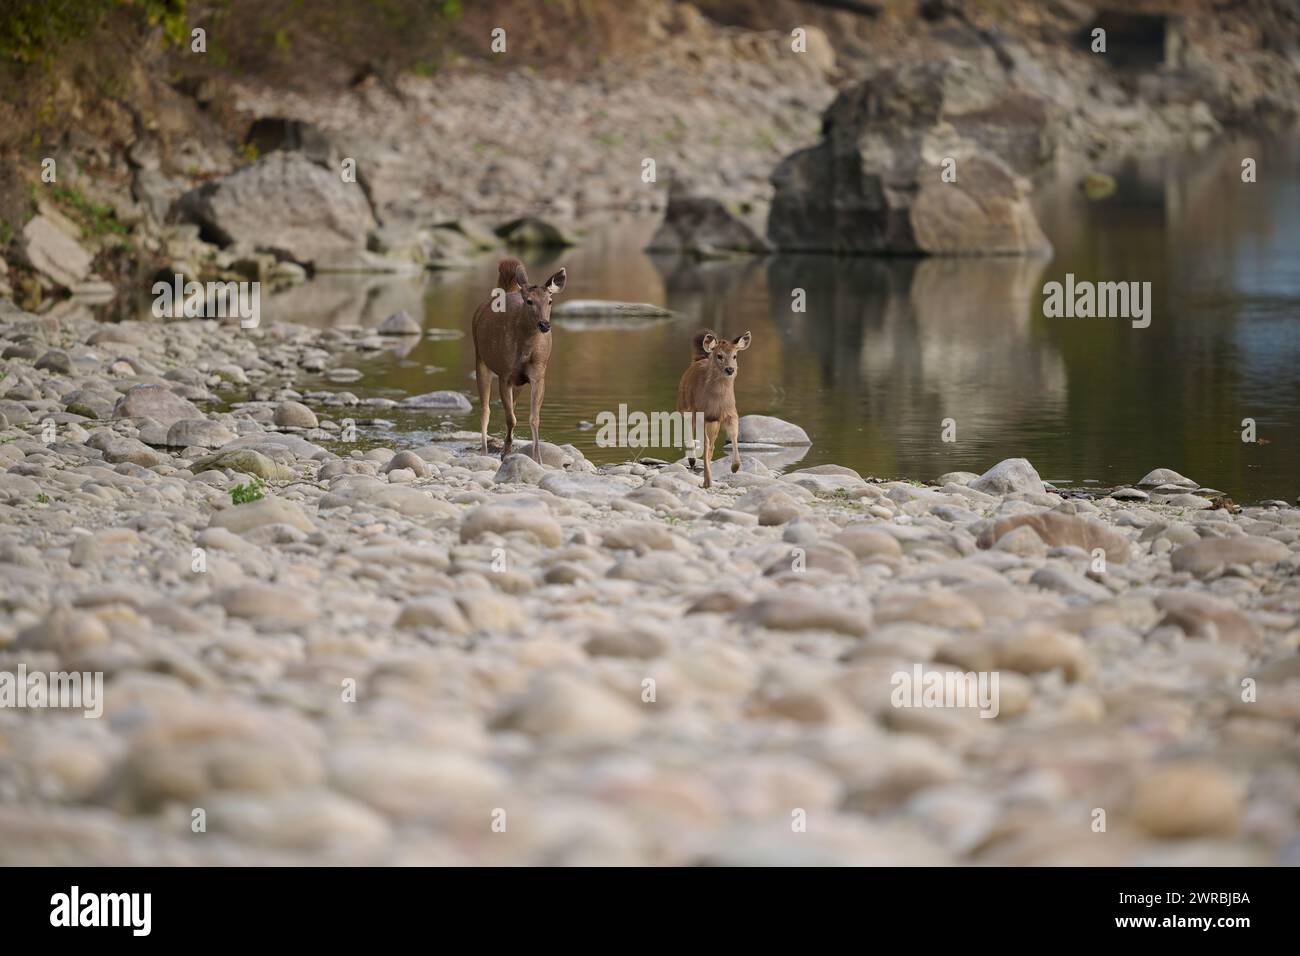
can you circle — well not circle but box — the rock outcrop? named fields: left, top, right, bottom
left=767, top=60, right=1056, bottom=256
left=174, top=152, right=377, bottom=264
left=646, top=181, right=771, bottom=257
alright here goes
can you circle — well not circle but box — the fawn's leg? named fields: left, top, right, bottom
left=500, top=378, right=517, bottom=457
left=726, top=414, right=741, bottom=473
left=476, top=360, right=492, bottom=454
left=528, top=376, right=546, bottom=464
left=702, top=419, right=719, bottom=489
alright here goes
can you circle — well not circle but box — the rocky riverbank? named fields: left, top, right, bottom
left=1, top=303, right=1297, bottom=865
left=5, top=1, right=1300, bottom=308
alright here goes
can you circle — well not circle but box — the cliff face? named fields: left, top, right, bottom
left=1, top=0, right=1297, bottom=304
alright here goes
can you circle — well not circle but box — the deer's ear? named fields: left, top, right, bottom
left=733, top=331, right=752, bottom=351
left=701, top=333, right=718, bottom=354
left=545, top=268, right=567, bottom=294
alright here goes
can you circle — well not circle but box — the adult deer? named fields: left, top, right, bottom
left=472, top=258, right=567, bottom=463
left=676, top=328, right=752, bottom=489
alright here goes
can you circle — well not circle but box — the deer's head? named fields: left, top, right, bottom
left=701, top=330, right=752, bottom=377
left=518, top=268, right=567, bottom=334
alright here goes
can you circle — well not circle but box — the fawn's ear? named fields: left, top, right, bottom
left=701, top=333, right=718, bottom=354
left=733, top=331, right=752, bottom=351
left=545, top=268, right=567, bottom=294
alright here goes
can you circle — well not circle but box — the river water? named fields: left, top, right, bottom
left=264, top=133, right=1299, bottom=501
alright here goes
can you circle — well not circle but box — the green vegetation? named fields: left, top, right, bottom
left=230, top=476, right=266, bottom=504
left=36, top=492, right=50, bottom=504
left=47, top=185, right=129, bottom=238
left=0, top=1, right=188, bottom=68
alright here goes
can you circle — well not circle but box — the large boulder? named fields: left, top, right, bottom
left=174, top=152, right=377, bottom=263
left=767, top=60, right=1056, bottom=256
left=17, top=216, right=93, bottom=289
left=646, top=181, right=771, bottom=257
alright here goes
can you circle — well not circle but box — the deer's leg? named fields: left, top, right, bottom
left=476, top=360, right=492, bottom=454
left=528, top=376, right=546, bottom=464
left=702, top=419, right=720, bottom=489
left=685, top=410, right=697, bottom=472
left=500, top=378, right=517, bottom=457
left=726, top=414, right=741, bottom=473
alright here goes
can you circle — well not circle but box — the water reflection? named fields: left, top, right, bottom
left=242, top=135, right=1297, bottom=500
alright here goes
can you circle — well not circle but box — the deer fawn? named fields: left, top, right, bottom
left=472, top=257, right=567, bottom=462
left=676, top=329, right=752, bottom=489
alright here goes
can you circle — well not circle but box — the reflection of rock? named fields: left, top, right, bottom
left=267, top=275, right=427, bottom=329
left=735, top=445, right=810, bottom=472
left=768, top=60, right=1055, bottom=256
left=763, top=251, right=1065, bottom=435
left=907, top=256, right=1047, bottom=334
left=856, top=256, right=1064, bottom=419
left=649, top=255, right=765, bottom=327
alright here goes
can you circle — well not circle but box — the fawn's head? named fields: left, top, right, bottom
left=701, top=331, right=752, bottom=377
left=518, top=268, right=567, bottom=334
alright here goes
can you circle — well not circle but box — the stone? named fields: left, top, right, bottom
left=217, top=584, right=319, bottom=626
left=834, top=526, right=904, bottom=561
left=208, top=497, right=316, bottom=535
left=1154, top=592, right=1258, bottom=645
left=645, top=180, right=771, bottom=256
left=493, top=673, right=642, bottom=742
left=398, top=391, right=473, bottom=412
left=17, top=607, right=111, bottom=654
left=395, top=598, right=471, bottom=634
left=495, top=216, right=578, bottom=248
left=274, top=401, right=318, bottom=429
left=977, top=510, right=1129, bottom=563
left=377, top=310, right=421, bottom=335
left=191, top=449, right=293, bottom=481
left=1170, top=536, right=1289, bottom=576
left=174, top=152, right=377, bottom=263
left=735, top=597, right=869, bottom=637
left=165, top=419, right=237, bottom=449
left=494, top=453, right=546, bottom=484
left=1131, top=763, right=1242, bottom=838
left=113, top=384, right=204, bottom=427
left=34, top=349, right=72, bottom=374
left=993, top=524, right=1047, bottom=557
left=969, top=458, right=1045, bottom=496
left=1136, top=468, right=1197, bottom=489
left=460, top=505, right=563, bottom=547
left=584, top=625, right=670, bottom=659
left=769, top=60, right=1055, bottom=255
left=381, top=450, right=429, bottom=478
left=875, top=590, right=984, bottom=629
left=736, top=415, right=811, bottom=446
left=757, top=491, right=806, bottom=526
left=601, top=522, right=677, bottom=552
left=17, top=216, right=93, bottom=288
